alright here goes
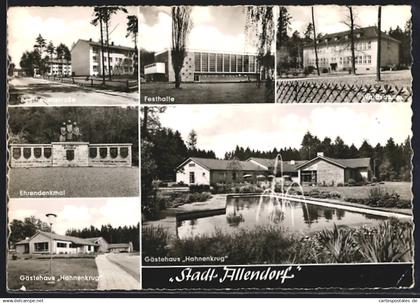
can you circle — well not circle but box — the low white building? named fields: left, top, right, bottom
left=71, top=39, right=135, bottom=76
left=175, top=157, right=267, bottom=185
left=15, top=231, right=97, bottom=254
left=303, top=26, right=400, bottom=73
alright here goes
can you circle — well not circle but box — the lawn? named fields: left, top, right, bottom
left=303, top=182, right=412, bottom=201
left=9, top=167, right=139, bottom=198
left=141, top=82, right=274, bottom=104
left=7, top=257, right=98, bottom=291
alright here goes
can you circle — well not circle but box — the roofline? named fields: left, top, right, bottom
left=175, top=157, right=211, bottom=171
left=296, top=156, right=346, bottom=170
left=155, top=48, right=259, bottom=57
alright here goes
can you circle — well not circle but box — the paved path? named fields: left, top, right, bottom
left=95, top=254, right=140, bottom=290
left=9, top=77, right=138, bottom=106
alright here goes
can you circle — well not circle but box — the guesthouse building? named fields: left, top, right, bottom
left=296, top=153, right=371, bottom=186
left=175, top=157, right=267, bottom=185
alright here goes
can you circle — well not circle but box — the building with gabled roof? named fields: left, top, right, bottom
left=296, top=152, right=371, bottom=186
left=175, top=157, right=267, bottom=185
left=303, top=26, right=401, bottom=73
left=15, top=230, right=98, bottom=255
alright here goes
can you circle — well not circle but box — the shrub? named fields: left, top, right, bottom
left=304, top=65, right=315, bottom=75
left=211, top=183, right=232, bottom=194
left=189, top=184, right=211, bottom=193
left=321, top=67, right=329, bottom=73
left=337, top=183, right=344, bottom=187
left=142, top=225, right=170, bottom=257
left=348, top=179, right=356, bottom=186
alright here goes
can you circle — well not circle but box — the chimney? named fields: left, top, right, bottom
left=89, top=38, right=92, bottom=42
left=290, top=160, right=295, bottom=165
left=111, top=41, right=114, bottom=46
left=317, top=152, right=324, bottom=157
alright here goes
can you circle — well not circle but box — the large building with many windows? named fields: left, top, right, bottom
left=144, top=49, right=261, bottom=82
left=71, top=39, right=136, bottom=76
left=303, top=26, right=400, bottom=73
left=46, top=59, right=72, bottom=76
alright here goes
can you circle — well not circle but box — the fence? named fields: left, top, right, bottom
left=276, top=79, right=412, bottom=103
left=43, top=75, right=138, bottom=93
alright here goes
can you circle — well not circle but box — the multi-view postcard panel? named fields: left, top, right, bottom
left=7, top=6, right=139, bottom=107
left=5, top=3, right=415, bottom=293
left=139, top=6, right=275, bottom=104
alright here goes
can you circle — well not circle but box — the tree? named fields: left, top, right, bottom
left=376, top=6, right=382, bottom=81
left=56, top=43, right=71, bottom=61
left=276, top=7, right=292, bottom=74
left=246, top=6, right=275, bottom=83
left=91, top=7, right=107, bottom=84
left=186, top=129, right=197, bottom=150
left=8, top=55, right=15, bottom=76
left=311, top=7, right=320, bottom=76
left=46, top=41, right=55, bottom=60
left=34, top=34, right=47, bottom=57
left=171, top=6, right=192, bottom=89
left=9, top=216, right=50, bottom=246
left=101, top=6, right=128, bottom=80
left=126, top=15, right=138, bottom=76
left=346, top=6, right=356, bottom=75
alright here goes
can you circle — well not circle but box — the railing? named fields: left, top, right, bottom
left=42, top=75, right=138, bottom=92
left=276, top=79, right=412, bottom=103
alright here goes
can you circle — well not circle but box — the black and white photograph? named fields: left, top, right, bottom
left=276, top=5, right=412, bottom=103
left=8, top=106, right=139, bottom=198
left=7, top=6, right=139, bottom=106
left=7, top=197, right=140, bottom=291
left=141, top=103, right=413, bottom=277
left=140, top=6, right=275, bottom=104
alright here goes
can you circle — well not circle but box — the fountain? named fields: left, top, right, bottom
left=255, top=154, right=309, bottom=228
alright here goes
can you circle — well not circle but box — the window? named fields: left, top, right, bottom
left=209, top=53, right=216, bottom=72
left=230, top=55, right=237, bottom=72
left=301, top=171, right=317, bottom=183
left=243, top=55, right=249, bottom=72
left=201, top=53, right=208, bottom=72
left=57, top=242, right=67, bottom=248
left=189, top=172, right=195, bottom=184
left=237, top=55, right=243, bottom=72
left=249, top=55, right=255, bottom=73
left=367, top=55, right=371, bottom=64
left=232, top=172, right=237, bottom=181
left=188, top=163, right=195, bottom=167
left=34, top=242, right=49, bottom=252
left=194, top=53, right=201, bottom=72
left=368, top=41, right=371, bottom=49
left=223, top=54, right=230, bottom=72
left=216, top=54, right=223, bottom=72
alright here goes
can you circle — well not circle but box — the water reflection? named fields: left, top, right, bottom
left=176, top=196, right=386, bottom=239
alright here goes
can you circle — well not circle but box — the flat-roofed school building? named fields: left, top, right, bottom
left=144, top=49, right=262, bottom=82
left=71, top=39, right=136, bottom=76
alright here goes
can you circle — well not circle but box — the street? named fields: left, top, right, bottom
left=95, top=254, right=140, bottom=290
left=9, top=77, right=138, bottom=106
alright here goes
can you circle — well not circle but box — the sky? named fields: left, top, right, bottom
left=158, top=103, right=412, bottom=158
left=8, top=6, right=138, bottom=66
left=140, top=6, right=259, bottom=53
left=8, top=198, right=140, bottom=234
left=286, top=5, right=411, bottom=37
